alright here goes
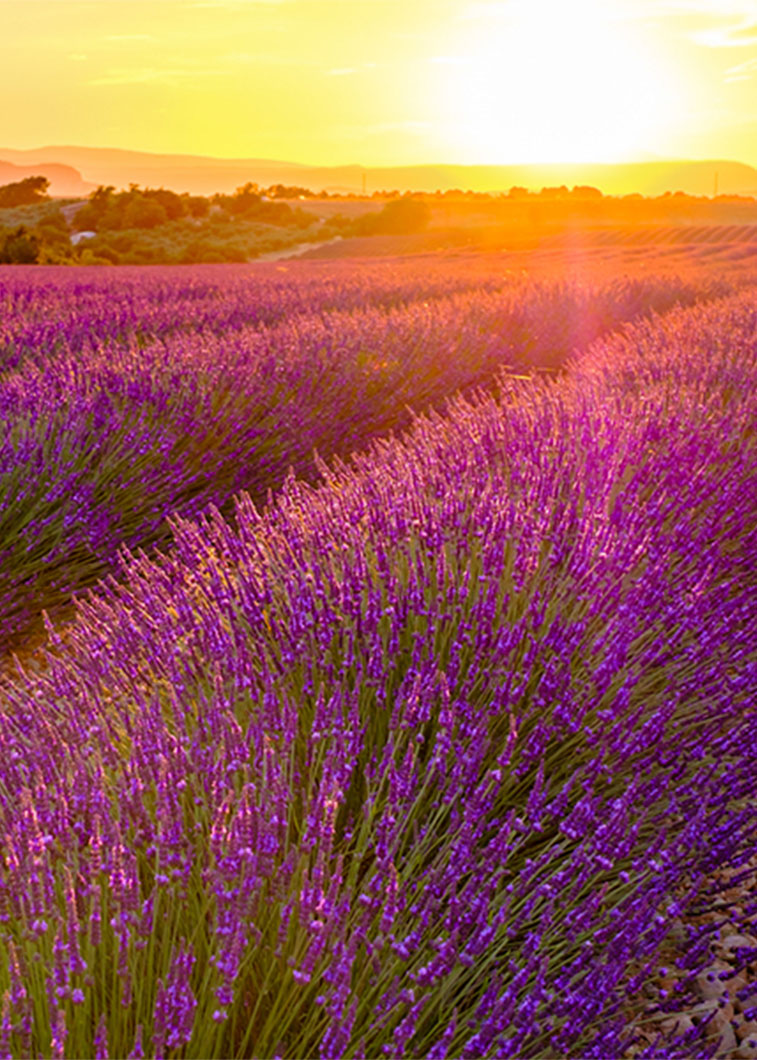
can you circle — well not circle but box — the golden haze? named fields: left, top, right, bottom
left=0, top=0, right=756, bottom=170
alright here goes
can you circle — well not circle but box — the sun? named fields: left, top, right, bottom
left=432, top=0, right=681, bottom=164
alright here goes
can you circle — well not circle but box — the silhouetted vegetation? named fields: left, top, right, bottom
left=0, top=227, right=40, bottom=264
left=0, top=200, right=77, bottom=264
left=352, top=197, right=431, bottom=235
left=46, top=182, right=326, bottom=263
left=0, top=175, right=50, bottom=208
left=2, top=174, right=756, bottom=265
left=73, top=183, right=318, bottom=235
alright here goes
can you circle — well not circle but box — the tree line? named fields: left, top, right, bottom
left=0, top=178, right=433, bottom=264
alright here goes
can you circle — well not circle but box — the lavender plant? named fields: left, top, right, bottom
left=1, top=287, right=755, bottom=1057
left=0, top=259, right=530, bottom=373
left=0, top=264, right=725, bottom=650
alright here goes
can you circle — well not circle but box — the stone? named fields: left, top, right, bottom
left=689, top=999, right=720, bottom=1024
left=718, top=922, right=740, bottom=939
left=737, top=1021, right=757, bottom=1043
left=723, top=968, right=750, bottom=1000
left=709, top=1001, right=736, bottom=1033
left=712, top=1022, right=738, bottom=1057
left=720, top=933, right=757, bottom=954
left=669, top=919, right=688, bottom=949
left=696, top=966, right=729, bottom=1001
left=735, top=993, right=751, bottom=1014
left=660, top=1014, right=695, bottom=1038
left=735, top=1043, right=757, bottom=1060
left=690, top=999, right=735, bottom=1037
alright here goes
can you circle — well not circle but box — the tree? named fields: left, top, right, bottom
left=145, top=187, right=185, bottom=221
left=228, top=183, right=262, bottom=216
left=73, top=186, right=116, bottom=231
left=0, top=226, right=41, bottom=264
left=265, top=184, right=315, bottom=200
left=571, top=185, right=603, bottom=200
left=122, top=196, right=168, bottom=229
left=184, top=195, right=210, bottom=219
left=0, top=176, right=50, bottom=208
left=539, top=185, right=570, bottom=199
left=371, top=197, right=431, bottom=234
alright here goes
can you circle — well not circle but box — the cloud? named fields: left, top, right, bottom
left=104, top=34, right=155, bottom=42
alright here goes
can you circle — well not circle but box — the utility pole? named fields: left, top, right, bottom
left=714, top=170, right=719, bottom=197
left=362, top=171, right=367, bottom=197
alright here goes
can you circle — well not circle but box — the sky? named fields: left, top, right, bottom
left=1, top=0, right=756, bottom=168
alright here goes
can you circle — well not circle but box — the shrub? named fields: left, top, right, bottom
left=0, top=175, right=49, bottom=208
left=0, top=226, right=40, bottom=264
left=122, top=197, right=169, bottom=230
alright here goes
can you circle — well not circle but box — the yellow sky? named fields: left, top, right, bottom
left=1, top=0, right=756, bottom=167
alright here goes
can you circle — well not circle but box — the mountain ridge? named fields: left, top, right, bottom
left=1, top=146, right=756, bottom=199
left=0, top=158, right=93, bottom=198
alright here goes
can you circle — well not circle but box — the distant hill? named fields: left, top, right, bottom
left=0, top=147, right=309, bottom=198
left=1, top=146, right=756, bottom=199
left=0, top=158, right=92, bottom=197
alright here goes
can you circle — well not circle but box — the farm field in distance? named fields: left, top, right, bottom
left=0, top=238, right=756, bottom=1059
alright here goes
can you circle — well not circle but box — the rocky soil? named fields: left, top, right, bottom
left=622, top=850, right=757, bottom=1059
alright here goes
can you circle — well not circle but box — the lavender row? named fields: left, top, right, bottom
left=0, top=259, right=528, bottom=374
left=0, top=259, right=733, bottom=376
left=0, top=270, right=716, bottom=649
left=1, top=290, right=755, bottom=1057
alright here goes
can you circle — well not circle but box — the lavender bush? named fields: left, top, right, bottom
left=0, top=259, right=532, bottom=374
left=0, top=263, right=725, bottom=649
left=0, top=287, right=755, bottom=1057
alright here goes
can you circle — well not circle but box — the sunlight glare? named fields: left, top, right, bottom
left=434, top=0, right=680, bottom=164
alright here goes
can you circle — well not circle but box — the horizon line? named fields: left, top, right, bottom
left=2, top=144, right=757, bottom=172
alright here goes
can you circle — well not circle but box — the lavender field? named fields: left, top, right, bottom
left=0, top=261, right=734, bottom=650
left=0, top=258, right=756, bottom=1059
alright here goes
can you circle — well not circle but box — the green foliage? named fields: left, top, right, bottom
left=185, top=195, right=210, bottom=219
left=0, top=226, right=40, bottom=264
left=0, top=204, right=79, bottom=264
left=75, top=185, right=186, bottom=232
left=266, top=183, right=316, bottom=199
left=0, top=199, right=72, bottom=229
left=148, top=186, right=186, bottom=220
left=57, top=183, right=320, bottom=263
left=74, top=182, right=318, bottom=236
left=211, top=184, right=317, bottom=229
left=122, top=196, right=168, bottom=229
left=220, top=182, right=263, bottom=216
left=78, top=213, right=324, bottom=265
left=0, top=175, right=50, bottom=208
